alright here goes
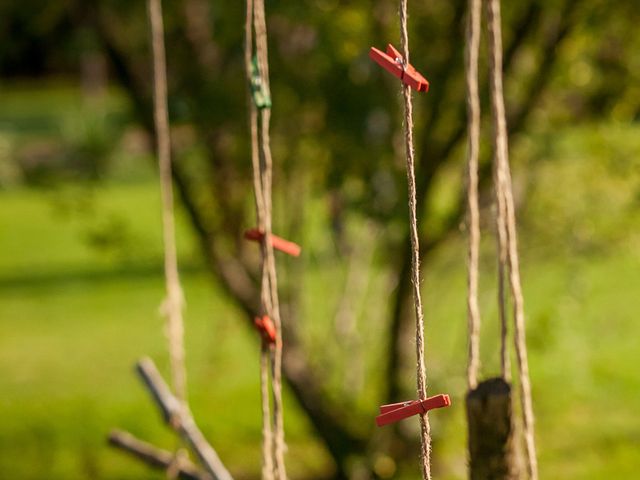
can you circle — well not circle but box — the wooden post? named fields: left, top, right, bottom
left=466, top=377, right=519, bottom=479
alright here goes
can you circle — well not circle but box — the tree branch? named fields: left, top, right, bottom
left=96, top=13, right=260, bottom=314
left=108, top=429, right=212, bottom=480
left=93, top=12, right=368, bottom=474
left=136, top=357, right=234, bottom=480
left=283, top=340, right=367, bottom=479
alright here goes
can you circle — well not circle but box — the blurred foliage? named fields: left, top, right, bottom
left=0, top=0, right=639, bottom=478
left=0, top=84, right=130, bottom=185
left=520, top=123, right=640, bottom=255
left=0, top=0, right=637, bottom=239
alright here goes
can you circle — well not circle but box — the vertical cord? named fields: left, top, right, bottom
left=492, top=61, right=511, bottom=382
left=496, top=181, right=511, bottom=382
left=481, top=0, right=509, bottom=385
left=251, top=1, right=287, bottom=478
left=148, top=0, right=188, bottom=407
left=244, top=1, right=274, bottom=478
left=486, top=0, right=538, bottom=477
left=259, top=341, right=274, bottom=480
left=399, top=1, right=432, bottom=478
left=464, top=0, right=482, bottom=391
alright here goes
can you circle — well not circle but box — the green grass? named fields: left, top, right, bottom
left=2, top=181, right=639, bottom=479
left=0, top=184, right=330, bottom=479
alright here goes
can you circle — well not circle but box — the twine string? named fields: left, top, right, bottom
left=399, top=1, right=432, bottom=478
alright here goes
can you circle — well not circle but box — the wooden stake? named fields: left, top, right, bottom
left=466, top=377, right=519, bottom=479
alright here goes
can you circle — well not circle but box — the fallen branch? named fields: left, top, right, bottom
left=136, top=357, right=234, bottom=480
left=108, top=429, right=212, bottom=480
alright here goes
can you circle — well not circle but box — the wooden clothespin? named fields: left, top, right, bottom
left=254, top=315, right=276, bottom=344
left=244, top=228, right=301, bottom=257
left=369, top=44, right=430, bottom=92
left=376, top=394, right=451, bottom=427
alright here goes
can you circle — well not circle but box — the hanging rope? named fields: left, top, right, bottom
left=487, top=9, right=512, bottom=385
left=464, top=0, right=482, bottom=391
left=148, top=0, right=187, bottom=407
left=244, top=1, right=274, bottom=479
left=464, top=0, right=538, bottom=475
left=245, top=1, right=287, bottom=478
left=486, top=0, right=538, bottom=476
left=398, top=1, right=433, bottom=478
left=479, top=0, right=538, bottom=476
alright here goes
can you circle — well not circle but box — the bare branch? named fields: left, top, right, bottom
left=136, top=357, right=234, bottom=480
left=108, top=429, right=212, bottom=480
left=282, top=341, right=367, bottom=477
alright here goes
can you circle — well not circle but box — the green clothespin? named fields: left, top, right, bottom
left=250, top=56, right=272, bottom=109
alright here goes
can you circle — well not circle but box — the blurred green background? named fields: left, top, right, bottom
left=1, top=1, right=639, bottom=479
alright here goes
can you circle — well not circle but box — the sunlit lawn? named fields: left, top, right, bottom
left=0, top=184, right=330, bottom=479
left=1, top=181, right=639, bottom=479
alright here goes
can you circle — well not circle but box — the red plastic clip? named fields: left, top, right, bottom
left=369, top=44, right=429, bottom=93
left=376, top=394, right=451, bottom=427
left=244, top=228, right=301, bottom=257
left=254, top=315, right=276, bottom=344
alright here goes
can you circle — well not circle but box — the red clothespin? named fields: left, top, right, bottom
left=254, top=315, right=277, bottom=344
left=369, top=44, right=430, bottom=93
left=376, top=394, right=451, bottom=427
left=244, top=228, right=302, bottom=257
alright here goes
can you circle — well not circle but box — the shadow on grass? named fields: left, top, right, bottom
left=0, top=261, right=206, bottom=290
